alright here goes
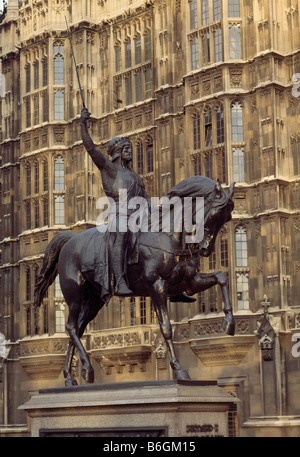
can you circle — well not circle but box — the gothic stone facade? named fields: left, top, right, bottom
left=0, top=0, right=300, bottom=437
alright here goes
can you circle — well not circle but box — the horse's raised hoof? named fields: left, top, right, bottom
left=82, top=366, right=94, bottom=383
left=65, top=373, right=78, bottom=387
left=171, top=360, right=191, bottom=380
left=222, top=317, right=235, bottom=336
left=175, top=368, right=191, bottom=381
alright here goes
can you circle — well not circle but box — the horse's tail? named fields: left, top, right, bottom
left=34, top=231, right=75, bottom=307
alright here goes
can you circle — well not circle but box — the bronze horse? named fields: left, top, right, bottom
left=34, top=176, right=235, bottom=387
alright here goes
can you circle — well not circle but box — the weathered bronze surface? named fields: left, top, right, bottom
left=34, top=109, right=235, bottom=386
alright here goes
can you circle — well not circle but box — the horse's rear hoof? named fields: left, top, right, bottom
left=222, top=318, right=235, bottom=336
left=65, top=374, right=78, bottom=387
left=82, top=367, right=94, bottom=383
left=175, top=368, right=191, bottom=381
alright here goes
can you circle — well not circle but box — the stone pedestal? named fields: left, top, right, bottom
left=20, top=380, right=238, bottom=437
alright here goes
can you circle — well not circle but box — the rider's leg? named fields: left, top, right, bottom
left=112, top=232, right=133, bottom=296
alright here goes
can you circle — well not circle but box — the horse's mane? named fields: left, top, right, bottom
left=167, top=176, right=232, bottom=225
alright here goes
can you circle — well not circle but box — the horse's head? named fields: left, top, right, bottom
left=167, top=176, right=234, bottom=254
left=199, top=180, right=235, bottom=257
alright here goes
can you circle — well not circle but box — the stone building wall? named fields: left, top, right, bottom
left=0, top=0, right=300, bottom=437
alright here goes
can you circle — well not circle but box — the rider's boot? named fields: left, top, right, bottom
left=169, top=293, right=196, bottom=303
left=112, top=233, right=133, bottom=296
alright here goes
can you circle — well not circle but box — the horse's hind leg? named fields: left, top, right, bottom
left=63, top=288, right=105, bottom=386
left=61, top=278, right=95, bottom=383
left=150, top=278, right=191, bottom=381
left=66, top=303, right=94, bottom=383
left=63, top=341, right=77, bottom=387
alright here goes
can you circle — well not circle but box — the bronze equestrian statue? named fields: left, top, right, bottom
left=80, top=107, right=195, bottom=302
left=34, top=109, right=235, bottom=387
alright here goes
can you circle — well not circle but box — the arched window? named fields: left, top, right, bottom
left=42, top=56, right=48, bottom=86
left=193, top=111, right=201, bottom=150
left=236, top=273, right=249, bottom=310
left=216, top=105, right=224, bottom=144
left=145, top=67, right=152, bottom=99
left=235, top=226, right=248, bottom=267
left=231, top=101, right=243, bottom=142
left=43, top=198, right=48, bottom=226
left=130, top=297, right=136, bottom=326
left=55, top=302, right=66, bottom=333
left=146, top=137, right=153, bottom=173
left=26, top=306, right=31, bottom=336
left=228, top=0, right=240, bottom=17
left=202, top=0, right=209, bottom=25
left=205, top=152, right=213, bottom=178
left=33, top=265, right=40, bottom=334
left=54, top=156, right=64, bottom=190
left=202, top=31, right=210, bottom=66
left=34, top=199, right=39, bottom=228
left=26, top=97, right=31, bottom=128
left=125, top=73, right=132, bottom=106
left=229, top=24, right=241, bottom=59
left=144, top=30, right=152, bottom=61
left=34, top=161, right=39, bottom=194
left=135, top=34, right=141, bottom=65
left=125, top=39, right=131, bottom=69
left=54, top=89, right=65, bottom=120
left=136, top=141, right=144, bottom=175
left=26, top=267, right=31, bottom=301
left=204, top=107, right=212, bottom=147
left=140, top=297, right=146, bottom=325
left=135, top=70, right=142, bottom=102
left=115, top=43, right=121, bottom=72
left=233, top=147, right=245, bottom=182
left=220, top=235, right=228, bottom=268
left=213, top=0, right=222, bottom=21
left=214, top=27, right=223, bottom=62
left=191, top=35, right=199, bottom=70
left=26, top=163, right=31, bottom=195
left=34, top=60, right=39, bottom=90
left=53, top=43, right=64, bottom=85
left=190, top=0, right=198, bottom=30
left=33, top=94, right=39, bottom=125
left=54, top=275, right=63, bottom=298
left=54, top=195, right=65, bottom=225
left=42, top=303, right=48, bottom=334
left=235, top=226, right=249, bottom=310
left=25, top=201, right=31, bottom=230
left=43, top=159, right=48, bottom=191
left=26, top=65, right=31, bottom=93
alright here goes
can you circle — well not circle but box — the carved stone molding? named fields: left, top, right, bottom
left=190, top=335, right=255, bottom=367
left=93, top=346, right=152, bottom=375
left=19, top=355, right=66, bottom=380
left=19, top=335, right=69, bottom=380
left=175, top=315, right=258, bottom=366
left=89, top=325, right=158, bottom=375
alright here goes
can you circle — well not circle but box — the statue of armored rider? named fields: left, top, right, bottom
left=80, top=108, right=195, bottom=302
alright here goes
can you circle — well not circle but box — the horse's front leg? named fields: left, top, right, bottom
left=216, top=271, right=235, bottom=336
left=150, top=278, right=191, bottom=380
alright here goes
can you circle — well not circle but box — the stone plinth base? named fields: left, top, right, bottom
left=20, top=380, right=238, bottom=437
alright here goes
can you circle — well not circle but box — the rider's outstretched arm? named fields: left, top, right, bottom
left=80, top=108, right=108, bottom=170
